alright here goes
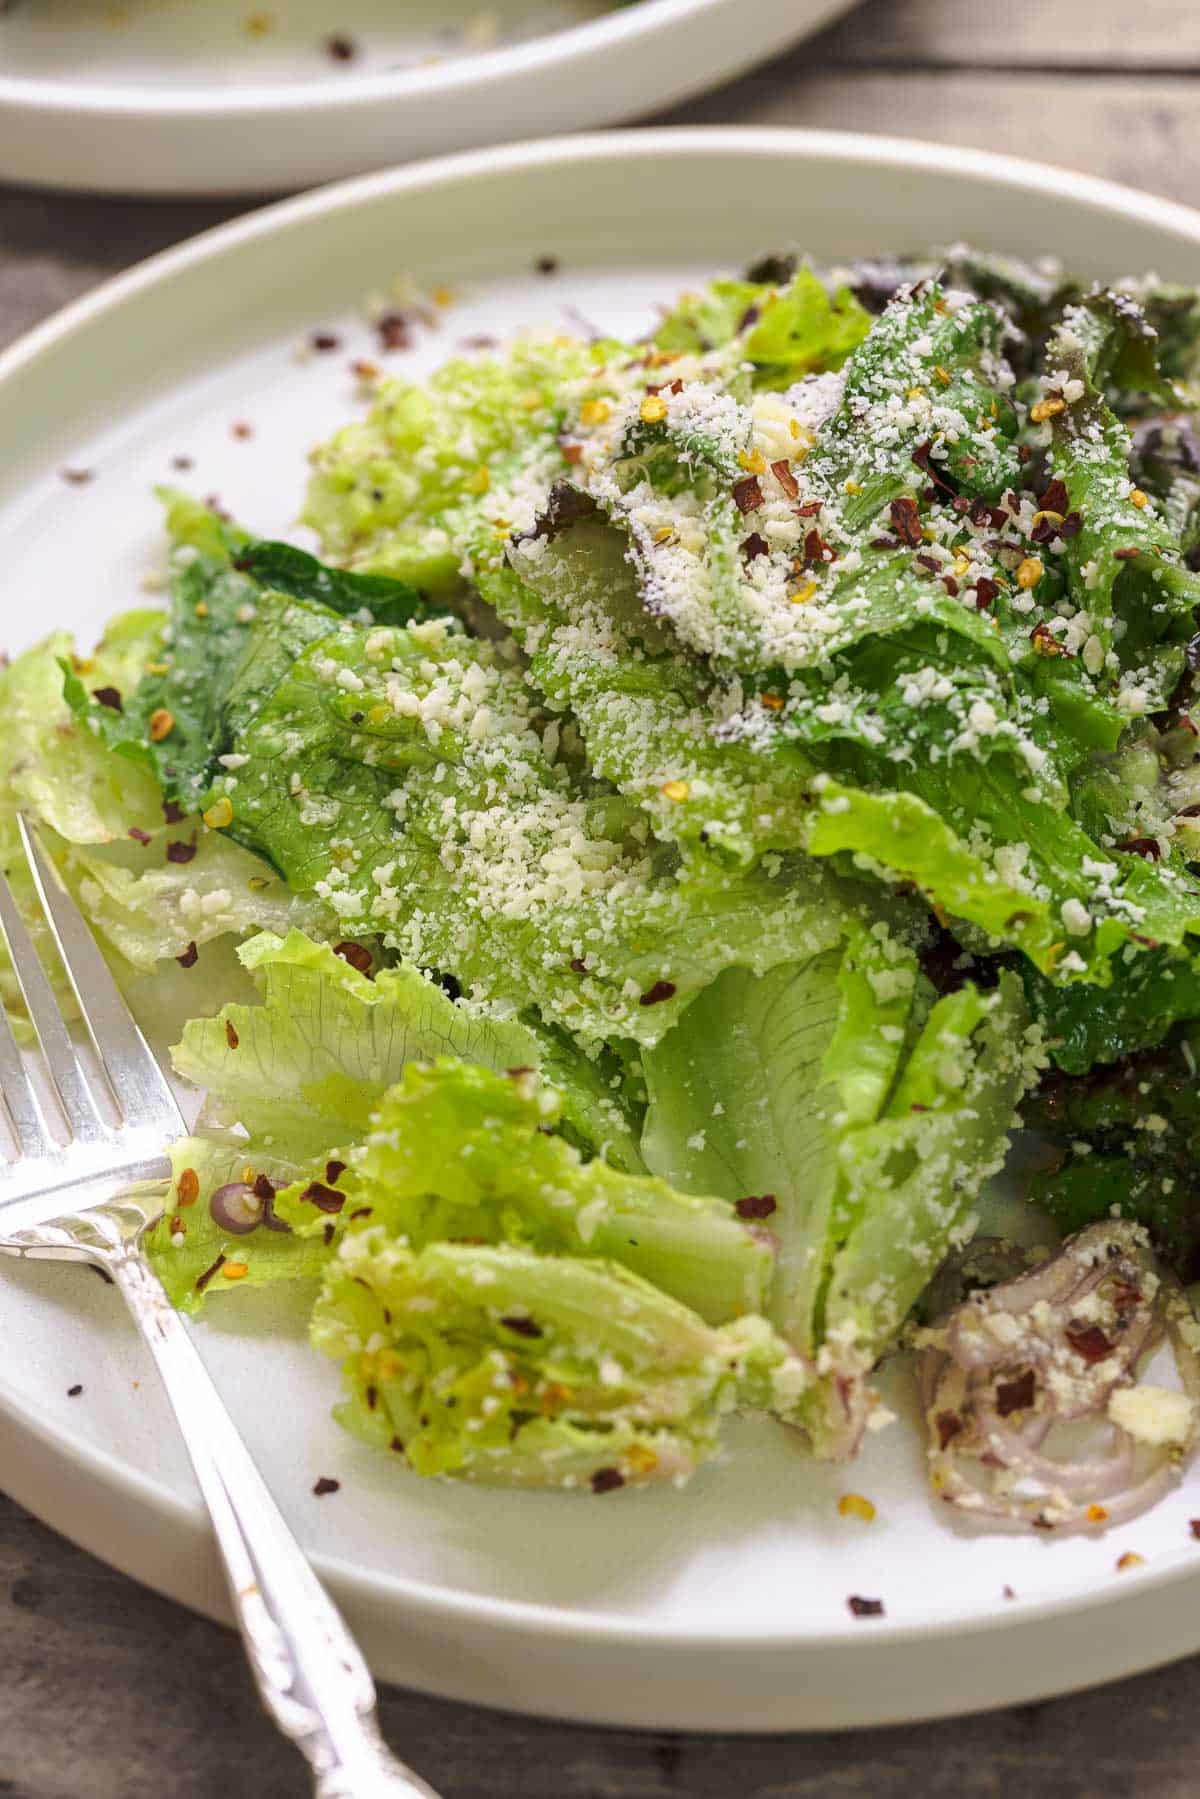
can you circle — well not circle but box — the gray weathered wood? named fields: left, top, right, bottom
left=5, top=0, right=1200, bottom=1791
left=814, top=0, right=1200, bottom=69
left=664, top=67, right=1200, bottom=206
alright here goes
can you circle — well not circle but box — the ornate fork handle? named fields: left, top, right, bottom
left=80, top=1225, right=438, bottom=1797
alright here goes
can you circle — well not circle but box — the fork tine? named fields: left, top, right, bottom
left=0, top=950, right=58, bottom=1158
left=0, top=857, right=108, bottom=1142
left=18, top=817, right=184, bottom=1140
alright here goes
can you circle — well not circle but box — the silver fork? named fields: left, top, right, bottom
left=0, top=815, right=439, bottom=1799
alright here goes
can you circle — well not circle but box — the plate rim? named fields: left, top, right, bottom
left=0, top=0, right=822, bottom=113
left=4, top=120, right=1200, bottom=1679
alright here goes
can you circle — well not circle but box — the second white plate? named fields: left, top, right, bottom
left=0, top=0, right=848, bottom=195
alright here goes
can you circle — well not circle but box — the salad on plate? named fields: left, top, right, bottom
left=6, top=245, right=1200, bottom=1532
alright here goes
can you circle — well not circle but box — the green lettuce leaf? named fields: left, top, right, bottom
left=310, top=1235, right=808, bottom=1487
left=287, top=1058, right=770, bottom=1324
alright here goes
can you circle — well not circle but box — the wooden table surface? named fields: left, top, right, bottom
left=4, top=1, right=1200, bottom=1792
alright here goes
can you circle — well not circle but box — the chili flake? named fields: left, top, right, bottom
left=847, top=1596, right=885, bottom=1619
left=590, top=1467, right=625, bottom=1495
left=889, top=495, right=923, bottom=548
left=639, top=980, right=677, bottom=1007
left=500, top=1315, right=543, bottom=1339
left=771, top=459, right=799, bottom=499
left=313, top=1477, right=341, bottom=1497
left=732, top=475, right=764, bottom=515
left=735, top=1194, right=777, bottom=1220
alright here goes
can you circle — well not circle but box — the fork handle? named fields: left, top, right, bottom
left=109, top=1246, right=440, bottom=1798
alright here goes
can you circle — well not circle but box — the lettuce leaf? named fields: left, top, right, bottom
left=310, top=1235, right=808, bottom=1487
left=641, top=926, right=1039, bottom=1449
left=287, top=1058, right=770, bottom=1324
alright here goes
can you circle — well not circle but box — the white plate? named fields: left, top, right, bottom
left=0, top=0, right=847, bottom=196
left=3, top=129, right=1200, bottom=1733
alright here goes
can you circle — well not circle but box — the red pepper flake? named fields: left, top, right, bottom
left=741, top=532, right=769, bottom=563
left=534, top=255, right=560, bottom=276
left=195, top=1254, right=226, bottom=1293
left=128, top=826, right=152, bottom=846
left=166, top=836, right=197, bottom=864
left=325, top=32, right=357, bottom=60
left=794, top=500, right=822, bottom=519
left=1114, top=546, right=1140, bottom=561
left=969, top=497, right=1007, bottom=531
left=310, top=330, right=342, bottom=352
left=348, top=1206, right=372, bottom=1222
left=231, top=421, right=254, bottom=441
left=732, top=475, right=764, bottom=516
left=995, top=1369, right=1036, bottom=1416
left=735, top=1194, right=777, bottom=1220
left=590, top=1467, right=626, bottom=1495
left=974, top=576, right=999, bottom=611
left=323, top=1222, right=336, bottom=1246
left=176, top=941, right=199, bottom=969
left=569, top=956, right=588, bottom=974
left=92, top=685, right=123, bottom=711
left=889, top=495, right=923, bottom=548
left=916, top=553, right=940, bottom=573
left=252, top=1173, right=275, bottom=1201
left=639, top=980, right=677, bottom=1007
left=325, top=1159, right=347, bottom=1185
left=802, top=527, right=832, bottom=565
left=912, top=439, right=954, bottom=494
left=376, top=311, right=413, bottom=352
left=1039, top=478, right=1069, bottom=515
left=312, top=1476, right=341, bottom=1496
left=771, top=459, right=800, bottom=500
left=501, top=1315, right=543, bottom=1339
left=225, top=1020, right=240, bottom=1050
left=1030, top=514, right=1062, bottom=546
left=61, top=467, right=94, bottom=486
left=1065, top=1320, right=1113, bottom=1363
left=870, top=536, right=899, bottom=550
left=1030, top=622, right=1071, bottom=659
left=333, top=940, right=374, bottom=975
left=847, top=1596, right=885, bottom=1619
left=1057, top=510, right=1083, bottom=540
left=942, top=576, right=959, bottom=598
left=162, top=798, right=185, bottom=824
left=301, top=1181, right=346, bottom=1215
left=935, top=1410, right=964, bottom=1450
left=1189, top=1519, right=1200, bottom=1541
left=67, top=1383, right=83, bottom=1397
left=1116, top=837, right=1161, bottom=861
left=561, top=443, right=584, bottom=466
